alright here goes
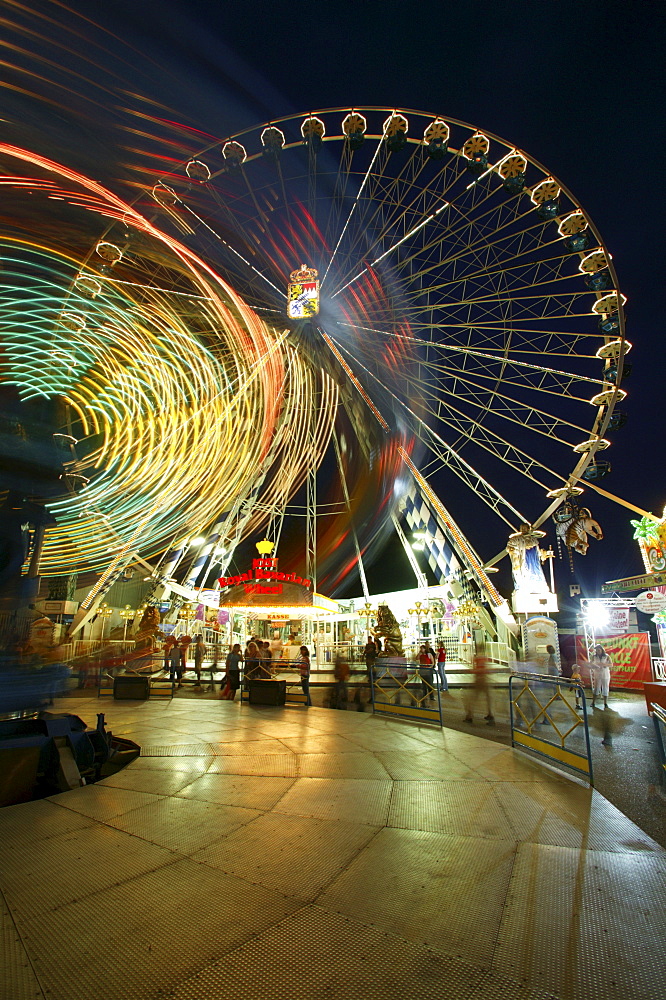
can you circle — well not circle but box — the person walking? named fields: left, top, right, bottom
left=261, top=641, right=274, bottom=677
left=363, top=637, right=377, bottom=689
left=463, top=646, right=494, bottom=724
left=546, top=644, right=559, bottom=677
left=193, top=635, right=206, bottom=687
left=164, top=637, right=176, bottom=674
left=570, top=663, right=584, bottom=711
left=590, top=644, right=612, bottom=710
left=244, top=641, right=260, bottom=682
left=332, top=653, right=350, bottom=709
left=299, top=645, right=312, bottom=706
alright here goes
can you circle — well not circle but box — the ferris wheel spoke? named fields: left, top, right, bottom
left=322, top=329, right=528, bottom=526
left=402, top=292, right=600, bottom=332
left=339, top=175, right=532, bottom=299
left=409, top=373, right=594, bottom=446
left=336, top=320, right=603, bottom=388
left=167, top=191, right=287, bottom=305
left=321, top=130, right=387, bottom=287
left=391, top=187, right=553, bottom=281
left=391, top=239, right=586, bottom=309
left=326, top=327, right=569, bottom=503
left=327, top=145, right=468, bottom=295
left=431, top=409, right=566, bottom=491
left=350, top=140, right=533, bottom=289
left=393, top=246, right=595, bottom=307
left=406, top=321, right=601, bottom=350
left=404, top=357, right=600, bottom=411
left=396, top=363, right=590, bottom=452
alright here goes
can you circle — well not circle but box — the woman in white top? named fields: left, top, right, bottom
left=589, top=644, right=612, bottom=709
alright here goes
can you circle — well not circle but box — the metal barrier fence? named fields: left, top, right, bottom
left=315, top=640, right=515, bottom=672
left=509, top=673, right=593, bottom=784
left=651, top=703, right=666, bottom=781
left=371, top=660, right=443, bottom=726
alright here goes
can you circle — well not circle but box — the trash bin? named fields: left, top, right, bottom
left=248, top=679, right=286, bottom=706
left=113, top=675, right=150, bottom=700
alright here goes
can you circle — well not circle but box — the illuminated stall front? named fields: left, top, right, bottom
left=217, top=549, right=336, bottom=655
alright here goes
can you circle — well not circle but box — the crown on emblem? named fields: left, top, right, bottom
left=255, top=538, right=275, bottom=556
left=289, top=264, right=318, bottom=283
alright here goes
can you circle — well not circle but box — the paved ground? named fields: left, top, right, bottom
left=89, top=668, right=666, bottom=848
left=426, top=688, right=666, bottom=851
left=1, top=692, right=665, bottom=1000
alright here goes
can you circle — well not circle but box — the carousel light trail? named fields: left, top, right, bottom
left=0, top=145, right=339, bottom=586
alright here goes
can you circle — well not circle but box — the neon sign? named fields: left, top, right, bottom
left=219, top=557, right=311, bottom=596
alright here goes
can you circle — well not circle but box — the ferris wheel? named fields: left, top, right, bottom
left=0, top=107, right=630, bottom=610
left=144, top=108, right=629, bottom=584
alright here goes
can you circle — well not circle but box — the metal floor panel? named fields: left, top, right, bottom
left=295, top=751, right=391, bottom=779
left=1, top=892, right=43, bottom=1000
left=240, top=722, right=335, bottom=737
left=589, top=795, right=664, bottom=853
left=0, top=824, right=179, bottom=921
left=317, top=826, right=516, bottom=965
left=206, top=754, right=298, bottom=776
left=130, top=753, right=215, bottom=773
left=344, top=729, right=439, bottom=753
left=206, top=738, right=294, bottom=755
left=0, top=798, right=95, bottom=846
left=140, top=742, right=223, bottom=756
left=138, top=734, right=215, bottom=747
left=17, top=858, right=300, bottom=1000
left=167, top=905, right=558, bottom=1000
left=494, top=842, right=666, bottom=1000
left=105, top=795, right=261, bottom=854
left=493, top=781, right=661, bottom=853
left=98, top=767, right=203, bottom=797
left=46, top=784, right=166, bottom=822
left=377, top=750, right=480, bottom=781
left=276, top=734, right=366, bottom=754
left=473, top=752, right=556, bottom=782
left=174, top=772, right=296, bottom=810
left=274, top=776, right=393, bottom=826
left=1, top=697, right=664, bottom=999
left=388, top=779, right=516, bottom=841
left=192, top=812, right=379, bottom=901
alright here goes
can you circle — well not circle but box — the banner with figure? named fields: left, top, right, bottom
left=576, top=632, right=651, bottom=690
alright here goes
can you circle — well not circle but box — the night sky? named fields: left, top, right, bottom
left=2, top=0, right=665, bottom=604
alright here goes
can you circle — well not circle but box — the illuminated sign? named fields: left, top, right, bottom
left=602, top=572, right=666, bottom=594
left=219, top=558, right=311, bottom=597
left=287, top=265, right=319, bottom=319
